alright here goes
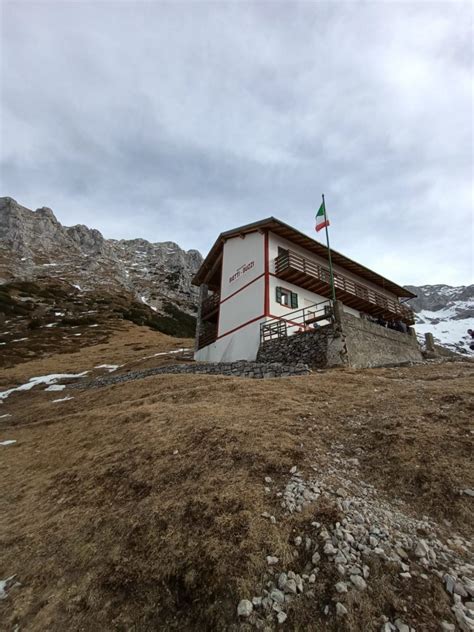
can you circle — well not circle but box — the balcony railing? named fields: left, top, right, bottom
left=261, top=300, right=334, bottom=342
left=201, top=292, right=220, bottom=318
left=275, top=250, right=415, bottom=325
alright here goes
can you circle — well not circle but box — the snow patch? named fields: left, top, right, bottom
left=144, top=347, right=191, bottom=359
left=0, top=576, right=16, bottom=599
left=0, top=440, right=16, bottom=446
left=95, top=364, right=122, bottom=372
left=45, top=385, right=66, bottom=392
left=140, top=295, right=157, bottom=312
left=52, top=396, right=74, bottom=403
left=0, top=372, right=88, bottom=401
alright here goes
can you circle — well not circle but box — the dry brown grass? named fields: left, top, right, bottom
left=0, top=331, right=473, bottom=630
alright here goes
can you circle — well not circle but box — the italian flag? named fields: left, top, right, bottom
left=315, top=200, right=330, bottom=232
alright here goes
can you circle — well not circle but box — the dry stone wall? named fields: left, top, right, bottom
left=257, top=325, right=346, bottom=369
left=76, top=361, right=311, bottom=390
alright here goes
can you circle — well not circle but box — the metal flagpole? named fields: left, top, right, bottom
left=322, top=194, right=337, bottom=304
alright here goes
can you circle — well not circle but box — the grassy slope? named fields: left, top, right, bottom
left=0, top=328, right=473, bottom=631
left=0, top=280, right=196, bottom=369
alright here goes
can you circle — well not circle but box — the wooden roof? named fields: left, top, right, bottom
left=192, top=217, right=416, bottom=299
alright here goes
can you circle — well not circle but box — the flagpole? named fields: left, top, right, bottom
left=322, top=194, right=337, bottom=304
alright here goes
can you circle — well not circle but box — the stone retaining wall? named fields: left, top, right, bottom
left=256, top=325, right=346, bottom=369
left=340, top=311, right=423, bottom=368
left=76, top=361, right=311, bottom=389
left=256, top=303, right=424, bottom=370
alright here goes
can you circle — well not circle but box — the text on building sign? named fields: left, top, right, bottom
left=229, top=260, right=255, bottom=284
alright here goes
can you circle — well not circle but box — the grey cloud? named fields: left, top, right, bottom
left=0, top=0, right=472, bottom=285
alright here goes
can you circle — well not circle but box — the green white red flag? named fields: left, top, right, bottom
left=315, top=200, right=330, bottom=232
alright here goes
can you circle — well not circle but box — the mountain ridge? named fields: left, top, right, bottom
left=1, top=197, right=472, bottom=356
left=0, top=197, right=202, bottom=316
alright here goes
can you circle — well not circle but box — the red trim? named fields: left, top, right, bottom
left=264, top=231, right=270, bottom=316
left=220, top=272, right=265, bottom=305
left=216, top=314, right=265, bottom=340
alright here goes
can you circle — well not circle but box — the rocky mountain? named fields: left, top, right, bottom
left=0, top=197, right=202, bottom=315
left=406, top=284, right=474, bottom=354
left=2, top=197, right=472, bottom=358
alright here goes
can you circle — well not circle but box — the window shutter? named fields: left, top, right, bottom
left=276, top=287, right=282, bottom=303
left=290, top=292, right=298, bottom=308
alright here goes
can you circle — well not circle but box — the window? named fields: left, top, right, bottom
left=276, top=287, right=298, bottom=308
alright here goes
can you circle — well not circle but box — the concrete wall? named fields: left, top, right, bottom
left=257, top=303, right=423, bottom=369
left=340, top=311, right=423, bottom=368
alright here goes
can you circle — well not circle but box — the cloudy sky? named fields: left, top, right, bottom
left=1, top=1, right=472, bottom=285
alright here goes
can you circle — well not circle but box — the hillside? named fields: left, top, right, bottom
left=0, top=197, right=203, bottom=366
left=1, top=324, right=473, bottom=631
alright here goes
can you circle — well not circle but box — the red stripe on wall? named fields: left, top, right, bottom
left=220, top=272, right=265, bottom=305
left=216, top=314, right=265, bottom=341
left=264, top=231, right=270, bottom=316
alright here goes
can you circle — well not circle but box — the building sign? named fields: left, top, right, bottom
left=229, top=260, right=255, bottom=284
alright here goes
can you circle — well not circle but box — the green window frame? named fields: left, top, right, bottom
left=276, top=287, right=298, bottom=309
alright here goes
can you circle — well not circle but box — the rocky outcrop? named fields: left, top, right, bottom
left=0, top=197, right=203, bottom=315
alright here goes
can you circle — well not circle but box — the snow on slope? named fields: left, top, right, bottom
left=408, top=285, right=474, bottom=354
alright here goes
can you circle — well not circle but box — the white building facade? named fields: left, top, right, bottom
left=193, top=218, right=415, bottom=363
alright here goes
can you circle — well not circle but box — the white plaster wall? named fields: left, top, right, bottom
left=194, top=319, right=263, bottom=362
left=221, top=232, right=264, bottom=301
left=268, top=232, right=400, bottom=302
left=268, top=274, right=328, bottom=318
left=219, top=276, right=265, bottom=336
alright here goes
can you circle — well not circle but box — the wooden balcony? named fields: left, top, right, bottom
left=197, top=323, right=218, bottom=350
left=201, top=292, right=220, bottom=319
left=275, top=250, right=415, bottom=325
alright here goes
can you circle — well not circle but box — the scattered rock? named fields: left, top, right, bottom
left=350, top=575, right=367, bottom=590
left=267, top=556, right=279, bottom=566
left=336, top=602, right=348, bottom=616
left=285, top=579, right=297, bottom=594
left=414, top=539, right=430, bottom=558
left=277, top=611, right=287, bottom=624
left=394, top=619, right=410, bottom=632
left=237, top=599, right=253, bottom=618
left=270, top=589, right=285, bottom=604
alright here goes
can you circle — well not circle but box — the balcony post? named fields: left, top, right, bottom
left=194, top=283, right=208, bottom=352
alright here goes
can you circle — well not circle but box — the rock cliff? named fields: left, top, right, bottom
left=0, top=197, right=202, bottom=315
